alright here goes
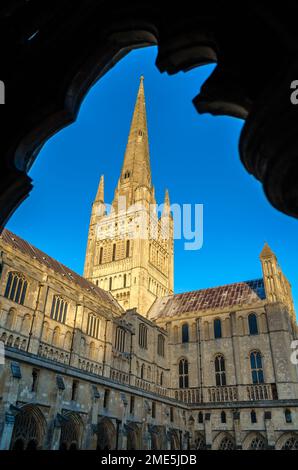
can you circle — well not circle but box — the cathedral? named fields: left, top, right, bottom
left=0, top=78, right=297, bottom=451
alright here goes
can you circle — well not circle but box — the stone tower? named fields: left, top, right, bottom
left=84, top=76, right=174, bottom=316
left=260, top=242, right=295, bottom=318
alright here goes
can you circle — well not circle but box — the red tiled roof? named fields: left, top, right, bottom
left=149, top=279, right=266, bottom=319
left=0, top=229, right=123, bottom=313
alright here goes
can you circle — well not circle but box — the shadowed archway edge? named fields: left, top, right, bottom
left=1, top=1, right=298, bottom=229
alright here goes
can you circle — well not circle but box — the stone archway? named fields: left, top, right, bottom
left=194, top=432, right=206, bottom=450
left=10, top=404, right=47, bottom=450
left=97, top=417, right=116, bottom=450
left=242, top=432, right=267, bottom=450
left=126, top=422, right=142, bottom=450
left=213, top=432, right=235, bottom=450
left=169, top=430, right=180, bottom=450
left=59, top=411, right=83, bottom=450
left=275, top=433, right=298, bottom=450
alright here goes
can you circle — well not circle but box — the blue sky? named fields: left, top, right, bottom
left=7, top=46, right=298, bottom=311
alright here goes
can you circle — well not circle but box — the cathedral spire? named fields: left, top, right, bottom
left=113, top=76, right=153, bottom=208
left=95, top=175, right=104, bottom=203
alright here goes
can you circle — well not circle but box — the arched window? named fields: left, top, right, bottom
left=179, top=358, right=189, bottom=389
left=218, top=436, right=235, bottom=450
left=250, top=351, right=264, bottom=384
left=140, top=364, right=145, bottom=379
left=123, top=273, right=127, bottom=288
left=139, top=323, right=148, bottom=349
left=115, top=327, right=126, bottom=353
left=285, top=409, right=292, bottom=423
left=109, top=277, right=112, bottom=290
left=50, top=295, right=68, bottom=323
left=182, top=323, right=189, bottom=343
left=87, top=314, right=100, bottom=339
left=248, top=313, right=258, bottom=335
left=4, top=272, right=28, bottom=305
left=221, top=411, right=226, bottom=423
left=215, top=354, right=226, bottom=386
left=198, top=412, right=203, bottom=424
left=214, top=319, right=222, bottom=339
left=157, top=334, right=165, bottom=357
left=251, top=410, right=257, bottom=423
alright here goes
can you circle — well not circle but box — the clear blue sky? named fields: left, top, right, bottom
left=7, top=46, right=298, bottom=312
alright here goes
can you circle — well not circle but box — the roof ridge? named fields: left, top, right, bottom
left=0, top=229, right=123, bottom=312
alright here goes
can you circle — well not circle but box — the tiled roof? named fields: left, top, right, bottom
left=0, top=229, right=123, bottom=313
left=149, top=279, right=266, bottom=319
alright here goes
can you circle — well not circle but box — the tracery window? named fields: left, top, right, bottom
left=250, top=351, right=264, bottom=384
left=179, top=358, right=189, bottom=389
left=4, top=272, right=27, bottom=305
left=215, top=354, right=226, bottom=386
left=87, top=314, right=100, bottom=339
left=115, top=327, right=126, bottom=352
left=50, top=295, right=68, bottom=323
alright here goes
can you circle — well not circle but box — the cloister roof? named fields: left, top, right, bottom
left=149, top=279, right=266, bottom=319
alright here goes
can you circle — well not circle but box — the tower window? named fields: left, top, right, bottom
left=179, top=358, right=189, bottom=388
left=215, top=354, right=226, bottom=386
left=198, top=412, right=203, bottom=424
left=214, top=319, right=222, bottom=339
left=250, top=351, right=264, bottom=384
left=182, top=323, right=189, bottom=343
left=248, top=313, right=258, bottom=335
left=124, top=171, right=130, bottom=179
left=221, top=411, right=226, bottom=423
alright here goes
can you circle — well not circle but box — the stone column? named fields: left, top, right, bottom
left=204, top=413, right=212, bottom=449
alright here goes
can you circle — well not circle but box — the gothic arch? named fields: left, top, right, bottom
left=275, top=433, right=298, bottom=450
left=126, top=422, right=142, bottom=450
left=242, top=432, right=267, bottom=450
left=212, top=432, right=235, bottom=450
left=97, top=417, right=116, bottom=450
left=10, top=404, right=47, bottom=450
left=194, top=432, right=206, bottom=450
left=169, top=430, right=180, bottom=450
left=59, top=411, right=84, bottom=450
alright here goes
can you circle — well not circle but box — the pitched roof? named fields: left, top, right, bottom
left=149, top=279, right=266, bottom=320
left=0, top=229, right=123, bottom=313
